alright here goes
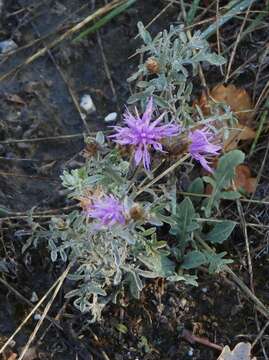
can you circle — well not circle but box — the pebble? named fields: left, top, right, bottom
left=33, top=313, right=42, bottom=321
left=188, top=347, right=194, bottom=357
left=104, top=112, right=117, bottom=122
left=80, top=94, right=96, bottom=114
left=30, top=291, right=38, bottom=303
left=0, top=39, right=18, bottom=54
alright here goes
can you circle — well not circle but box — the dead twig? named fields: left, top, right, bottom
left=17, top=263, right=72, bottom=360
left=182, top=329, right=223, bottom=351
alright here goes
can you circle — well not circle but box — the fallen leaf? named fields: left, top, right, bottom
left=6, top=353, right=17, bottom=360
left=224, top=124, right=256, bottom=152
left=210, top=84, right=254, bottom=125
left=234, top=164, right=257, bottom=194
left=196, top=85, right=256, bottom=152
left=5, top=93, right=26, bottom=106
left=217, top=342, right=256, bottom=360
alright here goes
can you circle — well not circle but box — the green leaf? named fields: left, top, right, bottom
left=187, top=177, right=204, bottom=202
left=170, top=197, right=200, bottom=243
left=219, top=191, right=241, bottom=200
left=138, top=253, right=175, bottom=277
left=115, top=323, right=128, bottom=334
left=203, top=150, right=245, bottom=217
left=206, top=220, right=236, bottom=244
left=187, top=0, right=200, bottom=25
left=205, top=251, right=233, bottom=273
left=137, top=21, right=152, bottom=44
left=167, top=273, right=198, bottom=286
left=193, top=52, right=226, bottom=66
left=182, top=250, right=207, bottom=269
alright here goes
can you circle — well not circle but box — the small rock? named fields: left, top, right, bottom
left=30, top=291, right=38, bottom=303
left=80, top=94, right=96, bottom=114
left=0, top=39, right=18, bottom=54
left=188, top=347, right=194, bottom=357
left=33, top=313, right=42, bottom=321
left=104, top=112, right=117, bottom=122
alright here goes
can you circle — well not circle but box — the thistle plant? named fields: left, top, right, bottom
left=35, top=23, right=246, bottom=322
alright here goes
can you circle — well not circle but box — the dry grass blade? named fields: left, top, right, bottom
left=0, top=0, right=124, bottom=82
left=197, top=236, right=269, bottom=320
left=17, top=263, right=72, bottom=360
left=135, top=153, right=190, bottom=197
left=0, top=268, right=68, bottom=354
left=225, top=1, right=254, bottom=82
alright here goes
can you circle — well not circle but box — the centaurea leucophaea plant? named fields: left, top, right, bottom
left=32, top=23, right=245, bottom=322
left=110, top=97, right=180, bottom=170
left=188, top=129, right=221, bottom=173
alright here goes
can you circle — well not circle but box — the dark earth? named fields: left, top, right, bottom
left=0, top=0, right=269, bottom=359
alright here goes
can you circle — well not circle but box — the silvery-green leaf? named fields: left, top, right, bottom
left=182, top=250, right=207, bottom=269
left=205, top=220, right=236, bottom=244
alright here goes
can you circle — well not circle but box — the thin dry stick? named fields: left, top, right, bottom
left=30, top=21, right=90, bottom=134
left=134, top=0, right=175, bottom=40
left=253, top=45, right=269, bottom=102
left=0, top=0, right=125, bottom=82
left=246, top=134, right=269, bottom=212
left=225, top=1, right=254, bottom=82
left=135, top=153, right=190, bottom=197
left=235, top=196, right=255, bottom=293
left=0, top=277, right=62, bottom=330
left=97, top=31, right=118, bottom=110
left=197, top=236, right=269, bottom=320
left=0, top=134, right=83, bottom=144
left=17, top=263, right=72, bottom=360
left=216, top=0, right=224, bottom=76
left=177, top=191, right=269, bottom=206
left=179, top=0, right=208, bottom=91
left=252, top=319, right=269, bottom=349
left=254, top=310, right=269, bottom=360
left=196, top=217, right=269, bottom=231
left=0, top=273, right=63, bottom=354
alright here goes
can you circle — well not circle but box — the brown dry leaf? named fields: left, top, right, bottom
left=5, top=93, right=26, bottom=106
left=210, top=84, right=254, bottom=125
left=7, top=354, right=18, bottom=360
left=217, top=342, right=256, bottom=360
left=234, top=165, right=257, bottom=194
left=196, top=85, right=256, bottom=152
left=224, top=124, right=256, bottom=152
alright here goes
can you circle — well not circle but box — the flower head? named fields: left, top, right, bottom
left=188, top=129, right=221, bottom=173
left=110, top=97, right=180, bottom=170
left=86, top=194, right=125, bottom=228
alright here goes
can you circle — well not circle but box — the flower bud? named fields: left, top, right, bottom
left=129, top=204, right=145, bottom=221
left=145, top=57, right=160, bottom=74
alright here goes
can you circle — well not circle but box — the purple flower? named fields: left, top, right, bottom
left=110, top=97, right=180, bottom=170
left=188, top=129, right=221, bottom=173
left=86, top=194, right=125, bottom=228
